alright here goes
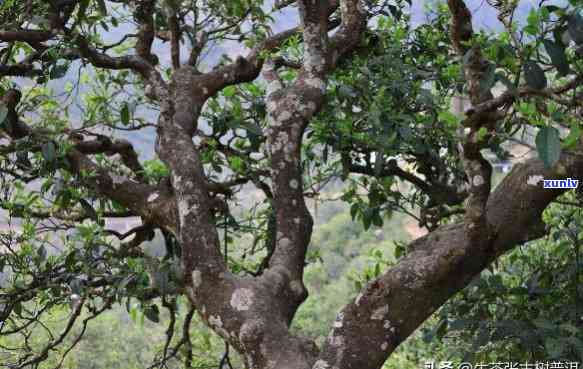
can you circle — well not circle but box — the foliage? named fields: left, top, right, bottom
left=0, top=0, right=582, bottom=368
left=426, top=192, right=583, bottom=363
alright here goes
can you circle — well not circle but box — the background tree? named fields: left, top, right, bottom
left=0, top=0, right=582, bottom=368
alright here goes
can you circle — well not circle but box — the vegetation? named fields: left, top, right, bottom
left=0, top=0, right=582, bottom=368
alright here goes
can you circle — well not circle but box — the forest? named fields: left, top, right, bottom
left=0, top=0, right=582, bottom=368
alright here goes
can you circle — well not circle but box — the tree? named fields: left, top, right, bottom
left=0, top=0, right=582, bottom=368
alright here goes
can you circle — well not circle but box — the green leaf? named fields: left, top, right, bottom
left=568, top=12, right=583, bottom=45
left=362, top=209, right=372, bottom=230
left=545, top=337, right=564, bottom=358
left=129, top=305, right=137, bottom=323
left=79, top=199, right=98, bottom=221
left=438, top=111, right=461, bottom=128
left=533, top=318, right=556, bottom=331
left=495, top=72, right=518, bottom=97
left=41, top=142, right=57, bottom=164
left=69, top=278, right=83, bottom=294
left=13, top=302, right=22, bottom=316
left=476, top=127, right=488, bottom=142
left=245, top=83, right=261, bottom=97
left=434, top=319, right=448, bottom=340
left=125, top=297, right=132, bottom=313
left=523, top=61, right=547, bottom=90
left=374, top=152, right=384, bottom=177
left=229, top=156, right=243, bottom=172
left=49, top=63, right=69, bottom=80
left=120, top=103, right=130, bottom=125
left=96, top=0, right=107, bottom=16
left=543, top=40, right=570, bottom=76
left=562, top=123, right=581, bottom=149
left=543, top=5, right=561, bottom=15
left=350, top=203, right=359, bottom=221
left=535, top=126, right=561, bottom=168
left=0, top=104, right=8, bottom=126
left=77, top=0, right=90, bottom=22
left=525, top=9, right=541, bottom=35
left=37, top=245, right=47, bottom=261
left=372, top=209, right=383, bottom=227
left=240, top=121, right=263, bottom=136
left=143, top=304, right=160, bottom=323
left=223, top=86, right=237, bottom=98
left=479, top=62, right=496, bottom=94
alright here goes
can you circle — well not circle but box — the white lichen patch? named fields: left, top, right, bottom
left=177, top=199, right=190, bottom=223
left=145, top=84, right=153, bottom=96
left=177, top=196, right=199, bottom=226
left=355, top=293, right=364, bottom=306
left=278, top=110, right=292, bottom=122
left=279, top=237, right=292, bottom=249
left=266, top=80, right=282, bottom=96
left=472, top=175, right=485, bottom=187
left=208, top=315, right=223, bottom=328
left=208, top=315, right=230, bottom=338
left=111, top=174, right=125, bottom=186
left=289, top=179, right=299, bottom=189
left=333, top=311, right=344, bottom=328
left=305, top=77, right=326, bottom=93
left=230, top=288, right=254, bottom=311
left=186, top=286, right=197, bottom=302
left=191, top=270, right=202, bottom=289
left=147, top=192, right=160, bottom=203
left=313, top=360, right=330, bottom=369
left=289, top=280, right=304, bottom=296
left=266, top=100, right=278, bottom=113
left=527, top=175, right=544, bottom=186
left=371, top=305, right=389, bottom=320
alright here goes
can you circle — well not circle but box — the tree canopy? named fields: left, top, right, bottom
left=0, top=0, right=582, bottom=368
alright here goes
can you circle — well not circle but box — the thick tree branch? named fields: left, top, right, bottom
left=0, top=30, right=54, bottom=44
left=73, top=35, right=153, bottom=77
left=147, top=2, right=369, bottom=369
left=448, top=0, right=494, bottom=236
left=74, top=137, right=145, bottom=180
left=348, top=159, right=466, bottom=207
left=468, top=75, right=583, bottom=116
left=134, top=0, right=156, bottom=63
left=167, top=4, right=181, bottom=70
left=262, top=0, right=330, bottom=288
left=316, top=143, right=583, bottom=369
left=0, top=63, right=43, bottom=77
left=195, top=3, right=342, bottom=102
left=0, top=89, right=176, bottom=233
